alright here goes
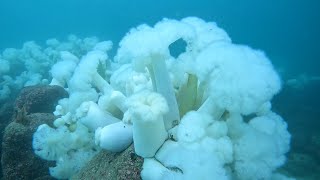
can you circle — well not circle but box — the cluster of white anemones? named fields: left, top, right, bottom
left=32, top=17, right=294, bottom=180
left=0, top=35, right=101, bottom=102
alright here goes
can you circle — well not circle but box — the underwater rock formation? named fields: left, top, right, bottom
left=2, top=114, right=55, bottom=180
left=1, top=85, right=68, bottom=179
left=0, top=100, right=15, bottom=178
left=72, top=145, right=143, bottom=180
left=14, top=85, right=68, bottom=115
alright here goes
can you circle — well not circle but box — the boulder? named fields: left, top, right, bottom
left=1, top=113, right=55, bottom=180
left=72, top=145, right=143, bottom=180
left=14, top=85, right=68, bottom=115
left=1, top=85, right=68, bottom=179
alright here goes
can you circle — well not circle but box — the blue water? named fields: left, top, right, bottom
left=1, top=0, right=319, bottom=75
left=1, top=0, right=319, bottom=178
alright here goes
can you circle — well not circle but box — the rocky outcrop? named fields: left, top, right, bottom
left=72, top=145, right=143, bottom=180
left=2, top=113, right=55, bottom=180
left=1, top=85, right=68, bottom=179
left=0, top=100, right=15, bottom=178
left=14, top=85, right=68, bottom=115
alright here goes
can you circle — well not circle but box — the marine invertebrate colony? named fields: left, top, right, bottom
left=32, top=17, right=293, bottom=179
left=0, top=35, right=101, bottom=102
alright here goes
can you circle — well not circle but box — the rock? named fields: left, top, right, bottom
left=72, top=145, right=143, bottom=180
left=0, top=100, right=15, bottom=138
left=0, top=100, right=14, bottom=123
left=0, top=100, right=15, bottom=139
left=1, top=85, right=67, bottom=179
left=0, top=100, right=15, bottom=178
left=1, top=113, right=56, bottom=180
left=14, top=85, right=68, bottom=115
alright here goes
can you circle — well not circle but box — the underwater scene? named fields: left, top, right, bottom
left=0, top=0, right=319, bottom=179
